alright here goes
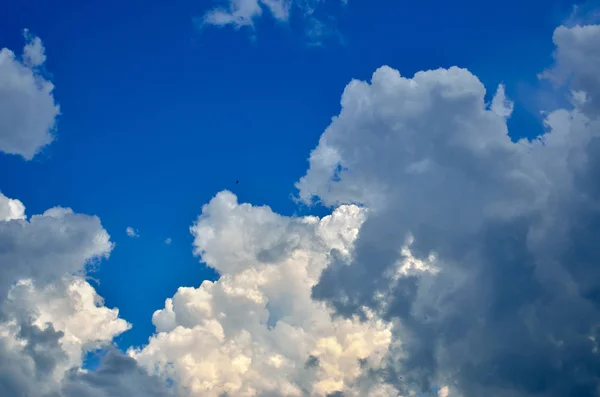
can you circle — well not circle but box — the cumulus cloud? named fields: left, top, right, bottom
left=130, top=191, right=398, bottom=397
left=4, top=277, right=131, bottom=368
left=291, top=20, right=600, bottom=397
left=4, top=12, right=600, bottom=397
left=0, top=192, right=170, bottom=396
left=0, top=192, right=26, bottom=221
left=0, top=276, right=132, bottom=397
left=0, top=194, right=113, bottom=302
left=541, top=23, right=600, bottom=114
left=0, top=320, right=67, bottom=397
left=126, top=226, right=139, bottom=238
left=0, top=31, right=171, bottom=397
left=0, top=30, right=59, bottom=160
left=0, top=323, right=172, bottom=397
left=122, top=17, right=600, bottom=397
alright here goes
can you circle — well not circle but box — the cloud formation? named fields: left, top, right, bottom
left=293, top=21, right=600, bottom=397
left=0, top=193, right=113, bottom=302
left=4, top=12, right=600, bottom=397
left=203, top=0, right=276, bottom=28
left=0, top=192, right=171, bottom=397
left=55, top=16, right=600, bottom=397
left=127, top=16, right=600, bottom=397
left=201, top=0, right=344, bottom=44
left=126, top=226, right=139, bottom=238
left=131, top=192, right=397, bottom=396
left=0, top=30, right=59, bottom=160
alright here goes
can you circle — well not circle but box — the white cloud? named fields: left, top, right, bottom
left=261, top=0, right=293, bottom=20
left=0, top=192, right=115, bottom=306
left=3, top=12, right=600, bottom=397
left=76, top=17, right=600, bottom=397
left=0, top=192, right=170, bottom=396
left=0, top=30, right=59, bottom=160
left=22, top=28, right=47, bottom=67
left=126, top=226, right=139, bottom=238
left=490, top=83, right=514, bottom=118
left=0, top=192, right=26, bottom=221
left=164, top=237, right=172, bottom=245
left=3, top=276, right=131, bottom=374
left=202, top=0, right=294, bottom=28
left=203, top=0, right=266, bottom=29
left=201, top=0, right=343, bottom=43
left=131, top=191, right=397, bottom=397
left=438, top=386, right=450, bottom=397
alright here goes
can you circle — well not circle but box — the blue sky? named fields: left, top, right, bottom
left=3, top=1, right=600, bottom=396
left=0, top=0, right=582, bottom=351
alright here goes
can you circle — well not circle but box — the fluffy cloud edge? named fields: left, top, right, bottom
left=0, top=30, right=60, bottom=160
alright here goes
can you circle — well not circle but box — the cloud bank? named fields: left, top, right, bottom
left=4, top=14, right=600, bottom=397
left=135, top=18, right=600, bottom=397
left=295, top=22, right=600, bottom=397
left=0, top=30, right=59, bottom=160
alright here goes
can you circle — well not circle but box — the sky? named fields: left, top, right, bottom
left=2, top=0, right=600, bottom=396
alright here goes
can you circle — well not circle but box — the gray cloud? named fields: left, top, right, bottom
left=0, top=30, right=59, bottom=160
left=0, top=192, right=163, bottom=397
left=0, top=322, right=63, bottom=397
left=0, top=199, right=113, bottom=303
left=0, top=325, right=173, bottom=397
left=298, top=21, right=600, bottom=397
left=4, top=11, right=600, bottom=397
left=304, top=355, right=320, bottom=369
left=59, top=349, right=174, bottom=397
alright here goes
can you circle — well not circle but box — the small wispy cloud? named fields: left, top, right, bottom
left=126, top=227, right=139, bottom=238
left=164, top=237, right=172, bottom=245
left=201, top=0, right=289, bottom=29
left=199, top=0, right=346, bottom=44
